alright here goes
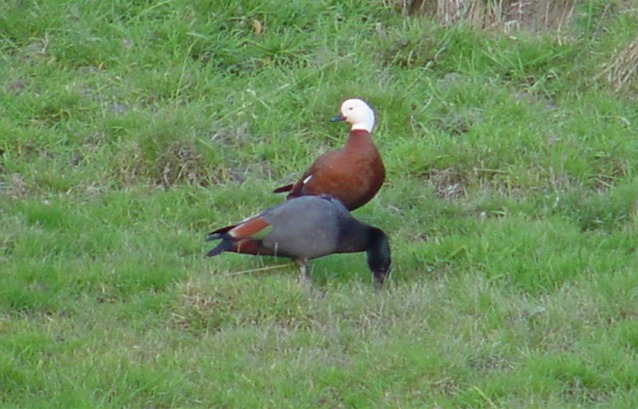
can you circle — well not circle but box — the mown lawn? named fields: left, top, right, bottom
left=1, top=0, right=637, bottom=407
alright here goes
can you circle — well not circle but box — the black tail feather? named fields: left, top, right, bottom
left=206, top=238, right=234, bottom=257
left=206, top=224, right=235, bottom=239
left=205, top=232, right=223, bottom=242
left=273, top=184, right=293, bottom=193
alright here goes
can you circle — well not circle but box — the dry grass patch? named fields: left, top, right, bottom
left=424, top=167, right=467, bottom=200
left=387, top=0, right=578, bottom=34
left=597, top=34, right=638, bottom=95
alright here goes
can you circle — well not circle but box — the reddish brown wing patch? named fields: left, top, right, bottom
left=234, top=238, right=277, bottom=256
left=229, top=216, right=270, bottom=239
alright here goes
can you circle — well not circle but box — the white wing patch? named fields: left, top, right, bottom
left=303, top=175, right=313, bottom=185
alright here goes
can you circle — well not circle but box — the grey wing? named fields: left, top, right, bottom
left=263, top=197, right=342, bottom=259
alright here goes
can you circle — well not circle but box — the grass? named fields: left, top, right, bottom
left=1, top=0, right=638, bottom=407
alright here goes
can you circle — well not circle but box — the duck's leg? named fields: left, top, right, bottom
left=296, top=259, right=312, bottom=284
left=297, top=259, right=325, bottom=298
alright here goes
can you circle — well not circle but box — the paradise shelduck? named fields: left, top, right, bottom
left=206, top=195, right=391, bottom=288
left=273, top=98, right=385, bottom=211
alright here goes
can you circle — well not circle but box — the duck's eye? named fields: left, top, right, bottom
left=348, top=107, right=354, bottom=111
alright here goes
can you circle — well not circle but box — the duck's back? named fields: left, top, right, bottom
left=262, top=196, right=348, bottom=259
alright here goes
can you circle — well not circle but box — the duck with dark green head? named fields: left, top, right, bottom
left=206, top=195, right=391, bottom=288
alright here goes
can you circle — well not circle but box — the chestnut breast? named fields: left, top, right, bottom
left=290, top=129, right=385, bottom=210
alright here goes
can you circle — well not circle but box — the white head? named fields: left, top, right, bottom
left=333, top=98, right=375, bottom=132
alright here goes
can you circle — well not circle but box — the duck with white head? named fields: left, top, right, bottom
left=274, top=98, right=385, bottom=211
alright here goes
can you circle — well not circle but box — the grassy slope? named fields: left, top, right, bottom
left=1, top=0, right=637, bottom=407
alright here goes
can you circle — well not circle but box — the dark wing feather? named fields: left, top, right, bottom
left=273, top=184, right=293, bottom=193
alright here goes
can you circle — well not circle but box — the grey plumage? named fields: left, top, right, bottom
left=206, top=195, right=392, bottom=287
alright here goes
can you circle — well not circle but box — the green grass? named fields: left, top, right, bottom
left=2, top=0, right=638, bottom=407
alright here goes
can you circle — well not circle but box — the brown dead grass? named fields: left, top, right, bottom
left=424, top=167, right=467, bottom=200
left=385, top=0, right=638, bottom=94
left=596, top=34, right=638, bottom=96
left=109, top=140, right=224, bottom=189
left=385, top=0, right=578, bottom=35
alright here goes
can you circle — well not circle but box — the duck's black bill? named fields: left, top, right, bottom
left=330, top=113, right=346, bottom=122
